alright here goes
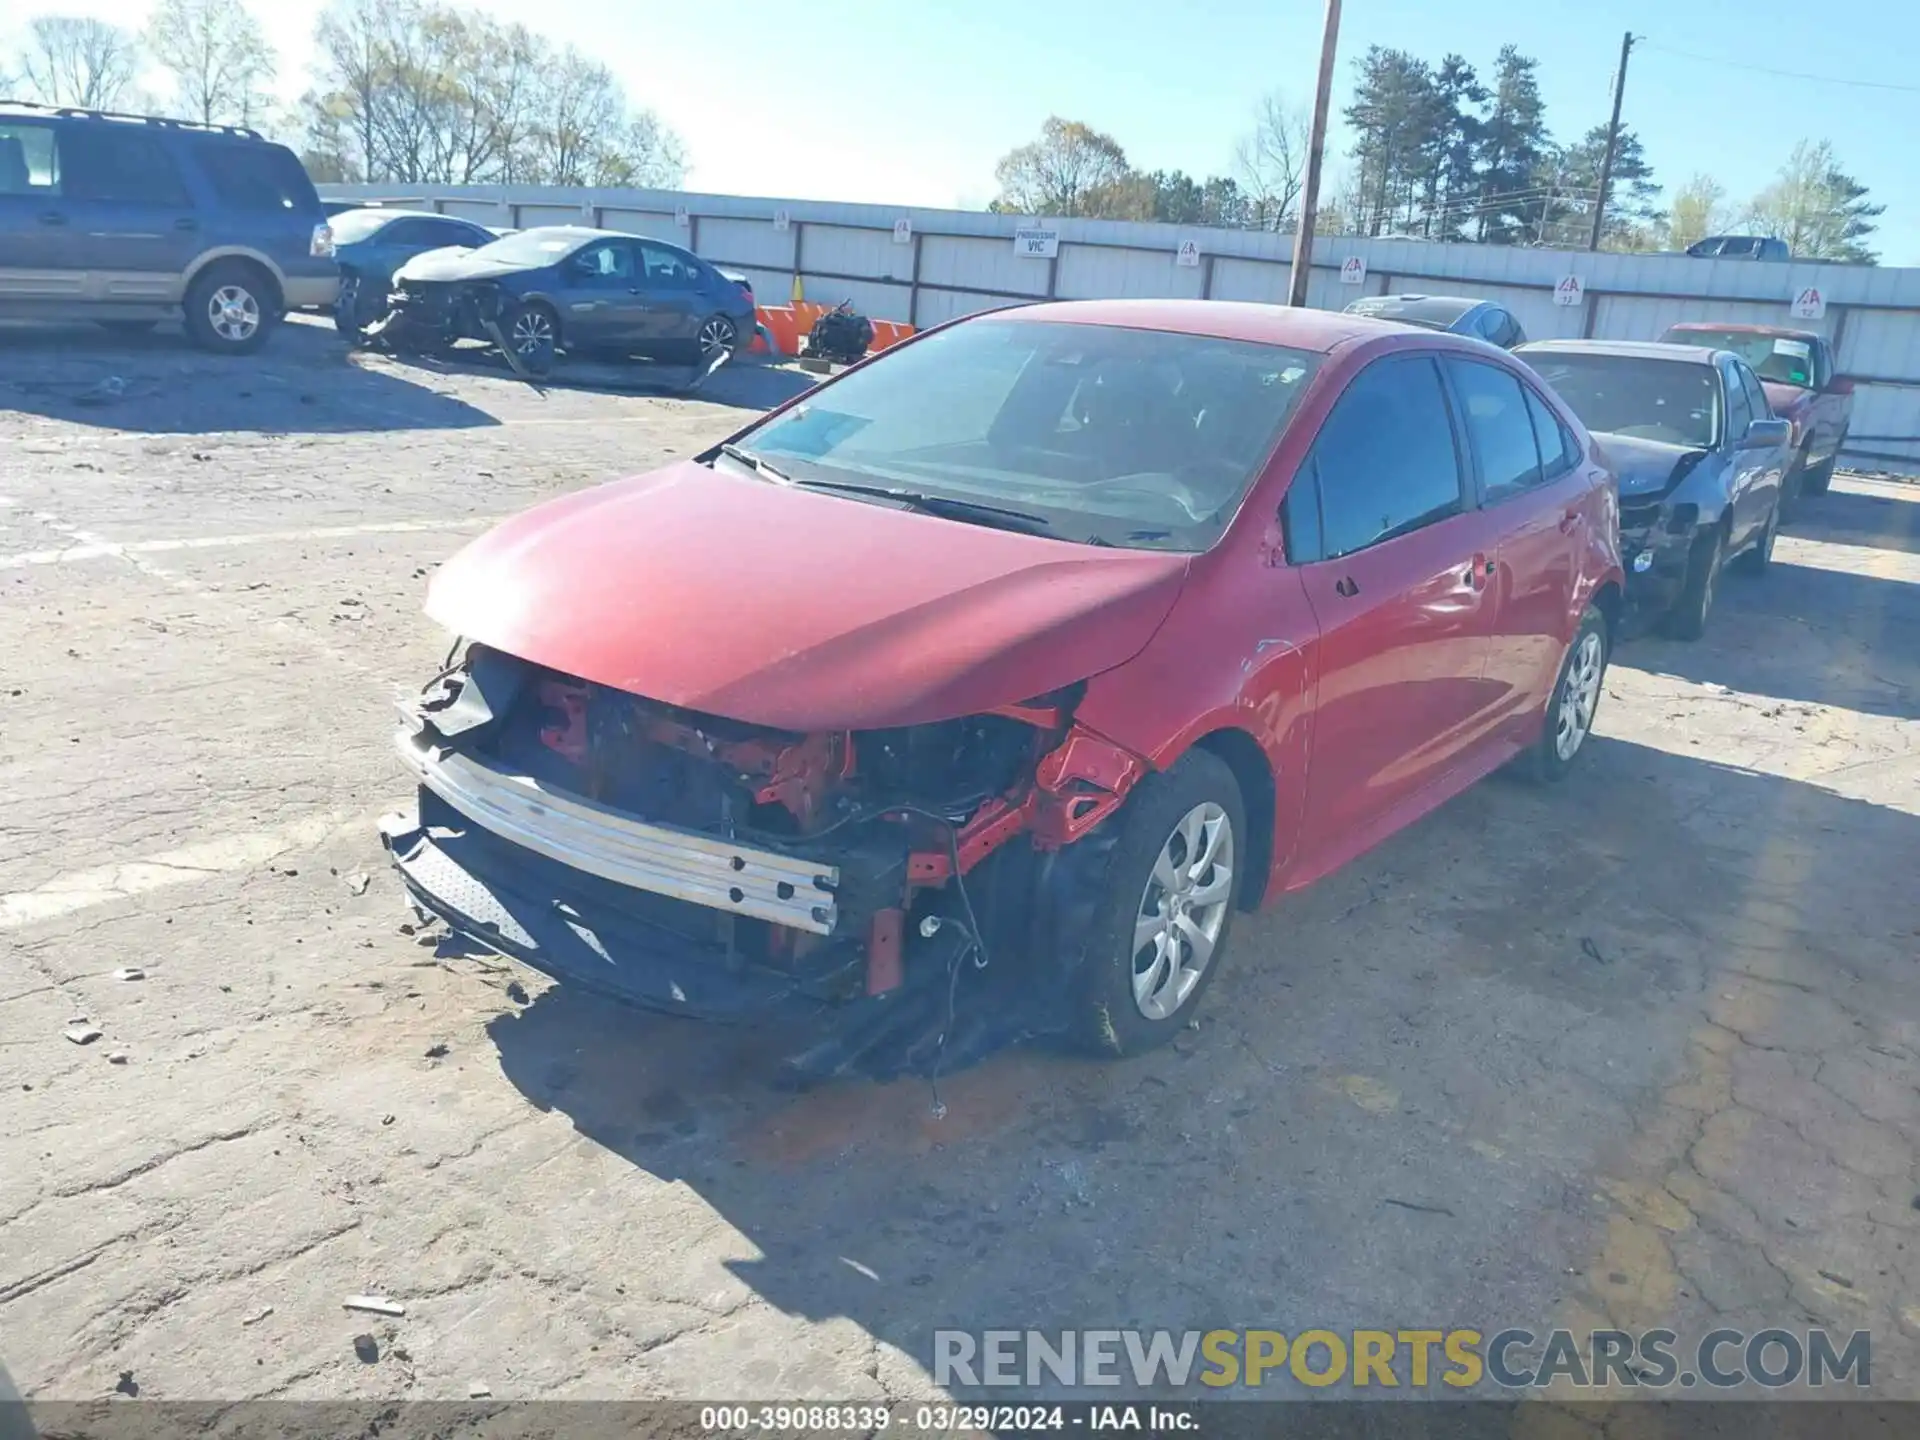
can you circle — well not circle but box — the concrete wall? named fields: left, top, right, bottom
left=323, top=182, right=1920, bottom=474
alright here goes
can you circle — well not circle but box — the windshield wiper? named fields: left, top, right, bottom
left=787, top=477, right=1056, bottom=535
left=717, top=443, right=792, bottom=485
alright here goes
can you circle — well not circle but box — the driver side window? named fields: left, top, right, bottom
left=572, top=241, right=633, bottom=284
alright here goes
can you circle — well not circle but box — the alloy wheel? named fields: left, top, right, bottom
left=1554, top=630, right=1605, bottom=762
left=511, top=309, right=554, bottom=355
left=208, top=285, right=260, bottom=344
left=698, top=316, right=737, bottom=360
left=1131, top=802, right=1235, bottom=1021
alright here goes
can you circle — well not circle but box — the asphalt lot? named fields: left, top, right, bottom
left=3, top=317, right=1919, bottom=1408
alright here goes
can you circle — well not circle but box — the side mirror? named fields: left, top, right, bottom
left=1741, top=417, right=1792, bottom=450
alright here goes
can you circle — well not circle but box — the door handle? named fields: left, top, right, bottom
left=39, top=211, right=67, bottom=226
left=1334, top=575, right=1360, bottom=598
left=1464, top=554, right=1493, bottom=590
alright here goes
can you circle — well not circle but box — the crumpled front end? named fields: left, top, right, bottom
left=381, top=644, right=1148, bottom=1079
left=374, top=278, right=511, bottom=350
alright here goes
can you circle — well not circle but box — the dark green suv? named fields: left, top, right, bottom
left=0, top=101, right=339, bottom=353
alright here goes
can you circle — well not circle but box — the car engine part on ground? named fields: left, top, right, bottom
left=806, top=302, right=875, bottom=366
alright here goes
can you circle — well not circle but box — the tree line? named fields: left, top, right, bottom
left=990, top=43, right=1883, bottom=263
left=3, top=0, right=686, bottom=189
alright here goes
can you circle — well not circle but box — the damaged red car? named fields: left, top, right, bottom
left=383, top=300, right=1624, bottom=1080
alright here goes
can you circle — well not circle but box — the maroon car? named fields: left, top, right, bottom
left=384, top=301, right=1624, bottom=1078
left=1660, top=323, right=1853, bottom=498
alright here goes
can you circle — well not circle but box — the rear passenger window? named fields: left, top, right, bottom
left=1447, top=359, right=1543, bottom=501
left=1523, top=385, right=1580, bottom=481
left=60, top=128, right=191, bottom=207
left=1305, top=356, right=1465, bottom=560
left=192, top=141, right=317, bottom=213
left=0, top=122, right=61, bottom=194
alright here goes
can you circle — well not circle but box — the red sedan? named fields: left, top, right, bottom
left=383, top=300, right=1624, bottom=1076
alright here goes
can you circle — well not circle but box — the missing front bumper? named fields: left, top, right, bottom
left=395, top=727, right=840, bottom=934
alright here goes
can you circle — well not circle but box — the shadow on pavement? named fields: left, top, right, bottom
left=374, top=343, right=820, bottom=412
left=0, top=320, right=498, bottom=435
left=486, top=724, right=1920, bottom=1399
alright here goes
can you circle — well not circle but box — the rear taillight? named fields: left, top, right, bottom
left=311, top=222, right=335, bottom=258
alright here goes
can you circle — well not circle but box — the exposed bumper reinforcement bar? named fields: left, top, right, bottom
left=394, top=728, right=841, bottom=934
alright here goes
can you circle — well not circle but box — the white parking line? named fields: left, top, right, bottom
left=1, top=810, right=374, bottom=931
left=0, top=516, right=496, bottom=571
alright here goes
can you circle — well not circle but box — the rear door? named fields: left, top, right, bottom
left=57, top=125, right=201, bottom=304
left=633, top=241, right=703, bottom=357
left=1288, top=354, right=1504, bottom=850
left=0, top=118, right=80, bottom=301
left=1446, top=356, right=1590, bottom=728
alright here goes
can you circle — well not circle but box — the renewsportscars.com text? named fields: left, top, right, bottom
left=933, top=1327, right=1871, bottom=1391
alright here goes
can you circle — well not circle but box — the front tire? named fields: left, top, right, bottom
left=1065, top=749, right=1246, bottom=1057
left=1664, top=525, right=1724, bottom=642
left=502, top=300, right=557, bottom=376
left=334, top=271, right=369, bottom=343
left=183, top=261, right=279, bottom=355
left=1521, top=605, right=1609, bottom=783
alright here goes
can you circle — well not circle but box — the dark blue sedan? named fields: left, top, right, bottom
left=329, top=208, right=502, bottom=337
left=383, top=226, right=759, bottom=377
left=1342, top=292, right=1528, bottom=349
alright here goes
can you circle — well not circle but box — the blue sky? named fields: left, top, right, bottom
left=57, top=0, right=1920, bottom=264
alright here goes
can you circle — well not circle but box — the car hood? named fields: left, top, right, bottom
left=425, top=461, right=1191, bottom=731
left=1591, top=433, right=1713, bottom=497
left=394, top=247, right=519, bottom=283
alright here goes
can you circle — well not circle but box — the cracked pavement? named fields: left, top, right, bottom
left=2, top=319, right=1918, bottom=1406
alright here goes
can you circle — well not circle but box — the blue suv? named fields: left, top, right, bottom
left=0, top=101, right=338, bottom=353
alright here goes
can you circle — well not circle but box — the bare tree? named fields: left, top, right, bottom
left=1233, top=92, right=1309, bottom=231
left=16, top=16, right=142, bottom=109
left=992, top=117, right=1131, bottom=217
left=147, top=0, right=278, bottom=127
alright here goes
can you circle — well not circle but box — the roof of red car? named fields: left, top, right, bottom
left=995, top=298, right=1406, bottom=353
left=1665, top=321, right=1821, bottom=341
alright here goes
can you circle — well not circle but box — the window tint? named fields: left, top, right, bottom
left=1308, top=356, right=1465, bottom=560
left=1282, top=458, right=1325, bottom=563
left=1448, top=359, right=1544, bottom=500
left=0, top=122, right=61, bottom=195
left=1523, top=385, right=1580, bottom=481
left=191, top=140, right=318, bottom=213
left=638, top=242, right=697, bottom=287
left=61, top=128, right=191, bottom=206
left=1724, top=367, right=1752, bottom=444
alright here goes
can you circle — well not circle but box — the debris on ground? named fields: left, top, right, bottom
left=114, top=1370, right=138, bottom=1396
left=424, top=1042, right=449, bottom=1059
left=381, top=1113, right=395, bottom=1125
left=75, top=377, right=128, bottom=407
left=242, top=1306, right=274, bottom=1326
left=1579, top=936, right=1611, bottom=965
left=505, top=981, right=528, bottom=1006
left=352, top=1334, right=379, bottom=1363
left=468, top=1382, right=492, bottom=1399
left=344, top=872, right=370, bottom=896
left=113, top=967, right=146, bottom=981
left=343, top=1295, right=405, bottom=1317
left=107, top=1052, right=129, bottom=1065
left=65, top=1026, right=103, bottom=1046
left=1383, top=1197, right=1456, bottom=1217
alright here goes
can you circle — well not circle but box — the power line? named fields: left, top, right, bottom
left=1638, top=39, right=1920, bottom=94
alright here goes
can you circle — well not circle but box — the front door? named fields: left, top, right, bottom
left=1289, top=354, right=1503, bottom=853
left=0, top=119, right=81, bottom=302
left=555, top=238, right=649, bottom=352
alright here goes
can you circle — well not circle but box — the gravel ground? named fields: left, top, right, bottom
left=2, top=317, right=1918, bottom=1411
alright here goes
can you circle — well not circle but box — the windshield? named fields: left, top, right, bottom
left=467, top=228, right=586, bottom=266
left=1527, top=354, right=1721, bottom=449
left=328, top=210, right=397, bottom=245
left=729, top=319, right=1321, bottom=551
left=1668, top=330, right=1816, bottom=388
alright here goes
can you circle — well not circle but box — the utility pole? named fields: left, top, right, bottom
left=1587, top=31, right=1636, bottom=252
left=1288, top=0, right=1342, bottom=307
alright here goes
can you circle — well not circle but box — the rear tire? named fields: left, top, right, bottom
left=1064, top=748, right=1246, bottom=1058
left=1664, top=525, right=1724, bottom=642
left=183, top=261, right=279, bottom=355
left=1520, top=605, right=1609, bottom=783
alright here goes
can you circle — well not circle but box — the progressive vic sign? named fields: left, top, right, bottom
left=1014, top=225, right=1061, bottom=259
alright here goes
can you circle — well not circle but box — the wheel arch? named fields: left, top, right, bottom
left=183, top=248, right=286, bottom=310
left=1187, top=726, right=1276, bottom=911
